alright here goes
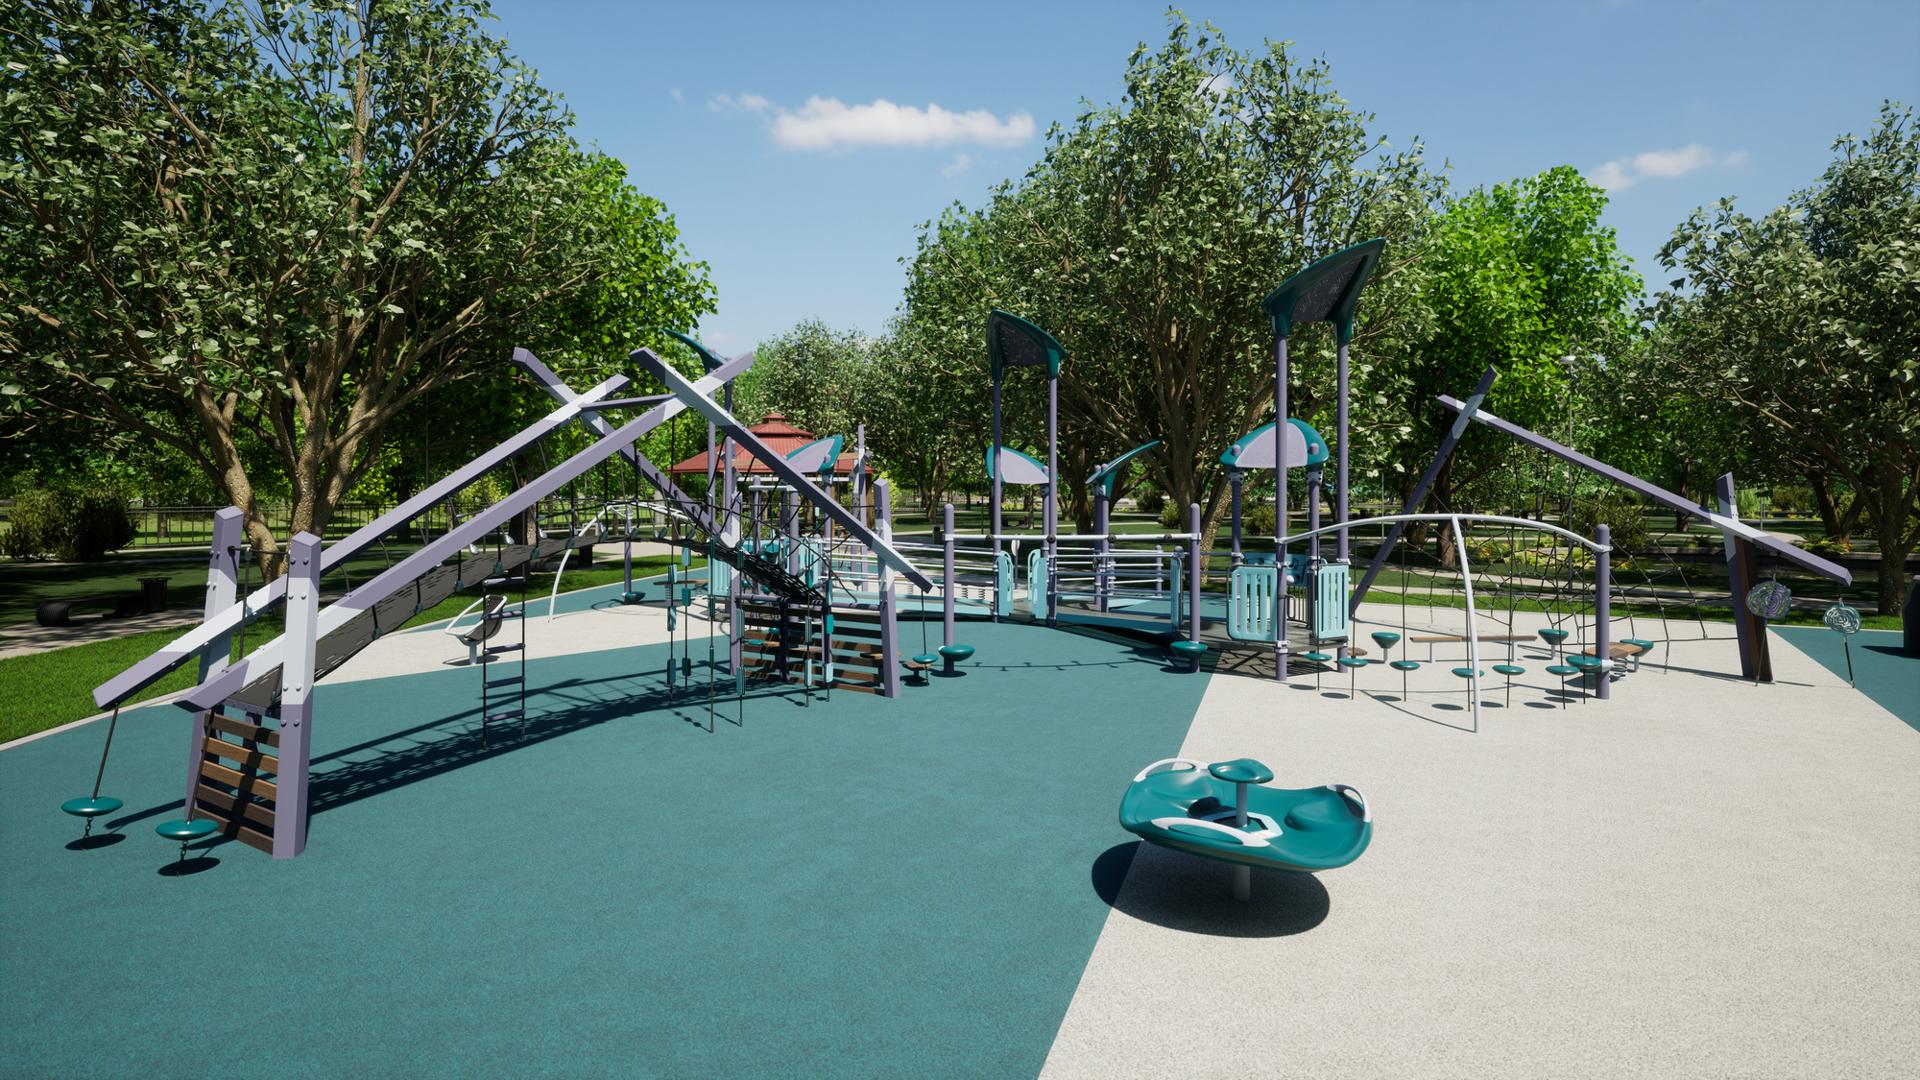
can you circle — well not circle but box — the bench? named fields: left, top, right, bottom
left=1406, top=633, right=1534, bottom=661
left=36, top=593, right=146, bottom=627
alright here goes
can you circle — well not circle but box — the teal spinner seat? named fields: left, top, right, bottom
left=937, top=643, right=975, bottom=676
left=1120, top=758, right=1372, bottom=888
left=1168, top=638, right=1207, bottom=673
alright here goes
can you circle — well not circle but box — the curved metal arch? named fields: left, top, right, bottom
left=1279, top=513, right=1610, bottom=554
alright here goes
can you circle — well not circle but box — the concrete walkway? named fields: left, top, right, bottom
left=1042, top=604, right=1920, bottom=1079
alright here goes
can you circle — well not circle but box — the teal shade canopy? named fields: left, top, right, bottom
left=1260, top=238, right=1387, bottom=342
left=784, top=435, right=844, bottom=474
left=1088, top=441, right=1161, bottom=500
left=986, top=445, right=1050, bottom=485
left=1220, top=419, right=1328, bottom=470
left=986, top=309, right=1066, bottom=382
left=659, top=328, right=727, bottom=373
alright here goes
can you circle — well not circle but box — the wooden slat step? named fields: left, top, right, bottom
left=199, top=759, right=278, bottom=800
left=202, top=736, right=278, bottom=773
left=190, top=802, right=274, bottom=853
left=1577, top=643, right=1647, bottom=660
left=207, top=713, right=278, bottom=747
left=194, top=782, right=275, bottom=831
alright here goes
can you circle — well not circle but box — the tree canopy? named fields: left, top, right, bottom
left=0, top=0, right=713, bottom=560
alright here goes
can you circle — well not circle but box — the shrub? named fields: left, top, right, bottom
left=1241, top=504, right=1278, bottom=538
left=0, top=488, right=135, bottom=561
left=1771, top=485, right=1815, bottom=517
left=1134, top=487, right=1165, bottom=515
left=1159, top=502, right=1181, bottom=528
left=1570, top=491, right=1649, bottom=552
left=1807, top=535, right=1853, bottom=556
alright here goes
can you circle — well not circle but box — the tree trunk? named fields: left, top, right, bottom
left=1873, top=462, right=1916, bottom=615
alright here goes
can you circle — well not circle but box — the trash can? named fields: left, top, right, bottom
left=139, top=576, right=170, bottom=613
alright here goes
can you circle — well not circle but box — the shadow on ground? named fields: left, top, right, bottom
left=1091, top=841, right=1329, bottom=938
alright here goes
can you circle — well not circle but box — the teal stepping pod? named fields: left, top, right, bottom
left=1120, top=758, right=1373, bottom=897
left=1537, top=628, right=1570, bottom=658
left=1300, top=651, right=1332, bottom=663
left=1389, top=660, right=1421, bottom=670
left=1168, top=638, right=1207, bottom=673
left=155, top=818, right=218, bottom=868
left=1450, top=667, right=1484, bottom=678
left=1492, top=662, right=1526, bottom=707
left=1338, top=656, right=1369, bottom=668
left=61, top=796, right=123, bottom=840
left=904, top=653, right=937, bottom=685
left=1369, top=630, right=1401, bottom=653
left=1620, top=637, right=1657, bottom=672
left=1545, top=662, right=1579, bottom=708
left=1567, top=655, right=1604, bottom=704
left=937, top=643, right=975, bottom=675
left=1338, top=655, right=1368, bottom=697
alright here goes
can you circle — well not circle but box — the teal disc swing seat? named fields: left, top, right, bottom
left=1120, top=757, right=1372, bottom=875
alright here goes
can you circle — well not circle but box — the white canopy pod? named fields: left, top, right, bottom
left=784, top=434, right=844, bottom=475
left=986, top=445, right=1050, bottom=486
left=1218, top=419, right=1327, bottom=472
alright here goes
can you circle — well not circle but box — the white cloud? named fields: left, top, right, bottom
left=1589, top=143, right=1750, bottom=191
left=710, top=92, right=1034, bottom=151
left=709, top=92, right=770, bottom=113
left=941, top=153, right=976, bottom=177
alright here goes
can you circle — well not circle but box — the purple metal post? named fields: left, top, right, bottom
left=990, top=376, right=1003, bottom=620
left=272, top=531, right=322, bottom=859
left=1335, top=336, right=1350, bottom=564
left=943, top=503, right=957, bottom=648
left=1229, top=471, right=1244, bottom=565
left=1046, top=373, right=1059, bottom=627
left=876, top=479, right=900, bottom=697
left=1095, top=491, right=1111, bottom=613
left=1188, top=503, right=1203, bottom=672
left=184, top=508, right=242, bottom=813
left=1596, top=523, right=1612, bottom=701
left=1274, top=334, right=1290, bottom=681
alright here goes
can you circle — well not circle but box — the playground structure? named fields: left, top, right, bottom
left=75, top=341, right=937, bottom=859
left=58, top=238, right=1869, bottom=871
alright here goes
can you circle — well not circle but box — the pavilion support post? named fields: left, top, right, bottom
left=272, top=532, right=322, bottom=859
left=185, top=508, right=243, bottom=815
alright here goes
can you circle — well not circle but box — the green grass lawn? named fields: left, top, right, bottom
left=0, top=554, right=694, bottom=745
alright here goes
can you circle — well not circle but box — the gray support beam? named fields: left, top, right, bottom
left=179, top=353, right=747, bottom=713
left=1350, top=367, right=1499, bottom=615
left=273, top=532, right=322, bottom=859
left=1438, top=395, right=1851, bottom=586
left=185, top=508, right=243, bottom=813
left=1046, top=373, right=1059, bottom=628
left=1335, top=337, right=1350, bottom=564
left=1095, top=492, right=1111, bottom=613
left=513, top=349, right=726, bottom=537
left=1717, top=473, right=1772, bottom=682
left=637, top=353, right=935, bottom=591
left=95, top=370, right=630, bottom=710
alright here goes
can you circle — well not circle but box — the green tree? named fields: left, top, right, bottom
left=895, top=15, right=1442, bottom=544
left=736, top=319, right=869, bottom=437
left=1649, top=102, right=1920, bottom=612
left=1377, top=166, right=1640, bottom=531
left=0, top=0, right=712, bottom=566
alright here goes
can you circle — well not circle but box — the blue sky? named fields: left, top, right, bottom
left=489, top=0, right=1919, bottom=352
